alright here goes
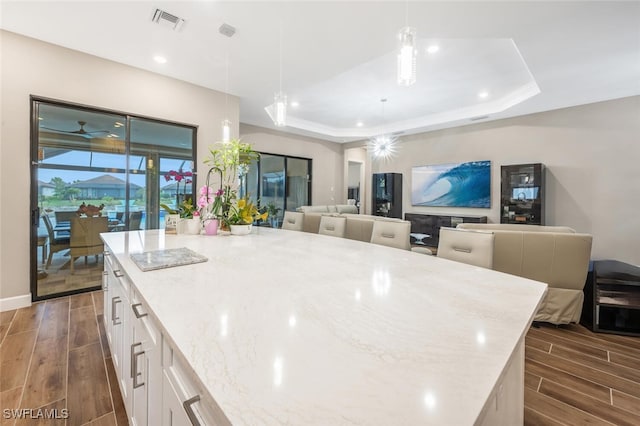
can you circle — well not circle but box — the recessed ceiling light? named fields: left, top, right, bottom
left=478, top=91, right=489, bottom=99
left=356, top=121, right=364, bottom=127
left=153, top=55, right=167, bottom=64
left=427, top=45, right=440, bottom=54
left=38, top=117, right=43, bottom=120
left=290, top=101, right=299, bottom=108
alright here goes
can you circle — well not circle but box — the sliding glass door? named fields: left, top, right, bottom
left=244, top=153, right=311, bottom=227
left=31, top=99, right=195, bottom=300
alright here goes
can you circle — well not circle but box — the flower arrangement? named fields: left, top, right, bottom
left=203, top=139, right=260, bottom=228
left=161, top=169, right=195, bottom=218
left=197, top=186, right=224, bottom=220
left=227, top=196, right=268, bottom=225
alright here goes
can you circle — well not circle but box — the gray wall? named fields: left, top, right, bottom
left=0, top=30, right=239, bottom=301
left=363, top=96, right=640, bottom=265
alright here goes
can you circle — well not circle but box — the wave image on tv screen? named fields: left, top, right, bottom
left=412, top=161, right=491, bottom=208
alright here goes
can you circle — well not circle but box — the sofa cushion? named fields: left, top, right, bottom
left=299, top=205, right=329, bottom=213
left=336, top=204, right=358, bottom=214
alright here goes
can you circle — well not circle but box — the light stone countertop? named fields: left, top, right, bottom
left=101, top=228, right=547, bottom=425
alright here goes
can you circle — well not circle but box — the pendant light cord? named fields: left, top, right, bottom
left=279, top=24, right=283, bottom=93
left=405, top=0, right=409, bottom=26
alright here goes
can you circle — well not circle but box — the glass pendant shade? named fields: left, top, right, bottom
left=221, top=119, right=231, bottom=143
left=274, top=92, right=287, bottom=127
left=397, top=26, right=417, bottom=86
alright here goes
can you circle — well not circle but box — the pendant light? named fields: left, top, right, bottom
left=397, top=2, right=417, bottom=86
left=368, top=98, right=397, bottom=161
left=221, top=50, right=231, bottom=143
left=219, top=23, right=235, bottom=143
left=273, top=25, right=287, bottom=127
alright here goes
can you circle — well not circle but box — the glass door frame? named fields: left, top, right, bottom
left=247, top=151, right=312, bottom=225
left=30, top=96, right=197, bottom=302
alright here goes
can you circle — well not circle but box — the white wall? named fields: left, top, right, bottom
left=358, top=96, right=640, bottom=265
left=240, top=124, right=343, bottom=206
left=0, top=30, right=239, bottom=303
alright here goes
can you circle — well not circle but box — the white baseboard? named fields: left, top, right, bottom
left=0, top=293, right=32, bottom=312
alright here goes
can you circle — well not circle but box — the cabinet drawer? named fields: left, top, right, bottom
left=162, top=340, right=229, bottom=425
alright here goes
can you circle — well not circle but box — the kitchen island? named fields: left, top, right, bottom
left=101, top=228, right=547, bottom=425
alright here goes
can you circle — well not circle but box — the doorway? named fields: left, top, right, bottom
left=347, top=161, right=362, bottom=213
left=31, top=98, right=195, bottom=300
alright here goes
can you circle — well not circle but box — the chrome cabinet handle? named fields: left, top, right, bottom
left=131, top=342, right=145, bottom=388
left=114, top=269, right=124, bottom=278
left=102, top=271, right=108, bottom=290
left=104, top=250, right=111, bottom=256
left=111, top=297, right=122, bottom=325
left=183, top=395, right=201, bottom=426
left=131, top=303, right=148, bottom=319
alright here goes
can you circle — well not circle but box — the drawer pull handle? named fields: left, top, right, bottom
left=114, top=269, right=124, bottom=278
left=102, top=271, right=108, bottom=289
left=183, top=395, right=201, bottom=426
left=104, top=250, right=111, bottom=256
left=132, top=303, right=148, bottom=318
left=111, top=297, right=122, bottom=325
left=131, top=342, right=145, bottom=388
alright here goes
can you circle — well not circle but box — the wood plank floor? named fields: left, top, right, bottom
left=2, top=290, right=639, bottom=425
left=0, top=291, right=128, bottom=426
left=524, top=323, right=640, bottom=425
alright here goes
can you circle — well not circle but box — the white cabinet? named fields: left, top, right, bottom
left=476, top=339, right=525, bottom=425
left=104, top=250, right=217, bottom=426
left=161, top=339, right=220, bottom=426
left=130, top=290, right=162, bottom=426
left=104, top=252, right=132, bottom=418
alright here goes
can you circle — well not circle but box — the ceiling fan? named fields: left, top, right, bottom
left=40, top=120, right=110, bottom=138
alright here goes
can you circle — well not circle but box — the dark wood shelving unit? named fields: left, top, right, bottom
left=372, top=173, right=402, bottom=219
left=500, top=163, right=544, bottom=225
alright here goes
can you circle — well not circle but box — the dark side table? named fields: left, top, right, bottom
left=581, top=260, right=640, bottom=337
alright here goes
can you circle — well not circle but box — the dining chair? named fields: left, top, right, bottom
left=129, top=211, right=142, bottom=230
left=70, top=216, right=108, bottom=273
left=42, top=214, right=70, bottom=269
left=370, top=220, right=411, bottom=250
left=281, top=211, right=304, bottom=231
left=437, top=227, right=495, bottom=269
left=318, top=215, right=346, bottom=238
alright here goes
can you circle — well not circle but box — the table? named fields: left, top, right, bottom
left=101, top=228, right=546, bottom=425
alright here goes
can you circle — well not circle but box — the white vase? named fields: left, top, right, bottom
left=185, top=217, right=201, bottom=235
left=230, top=224, right=252, bottom=235
left=176, top=218, right=201, bottom=235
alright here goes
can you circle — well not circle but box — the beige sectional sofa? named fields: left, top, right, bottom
left=297, top=209, right=408, bottom=243
left=457, top=223, right=593, bottom=325
left=298, top=204, right=359, bottom=214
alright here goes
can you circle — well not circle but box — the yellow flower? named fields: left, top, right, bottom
left=260, top=212, right=268, bottom=221
left=237, top=199, right=246, bottom=209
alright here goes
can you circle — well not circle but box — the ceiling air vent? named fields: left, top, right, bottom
left=152, top=8, right=185, bottom=31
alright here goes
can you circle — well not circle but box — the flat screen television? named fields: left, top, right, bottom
left=512, top=187, right=539, bottom=201
left=411, top=161, right=491, bottom=208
